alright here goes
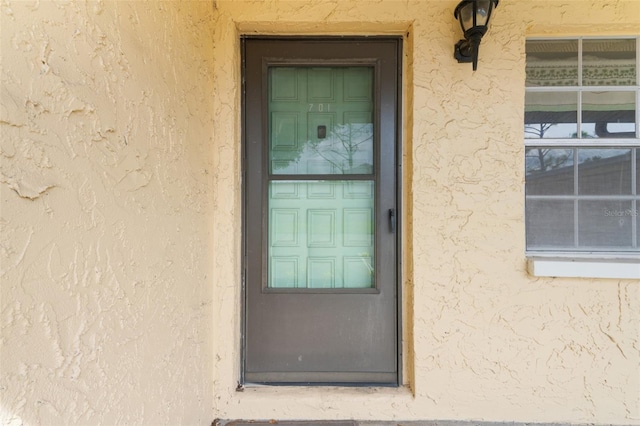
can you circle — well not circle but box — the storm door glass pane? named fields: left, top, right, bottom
left=268, top=181, right=374, bottom=289
left=267, top=65, right=377, bottom=289
left=269, top=67, right=374, bottom=175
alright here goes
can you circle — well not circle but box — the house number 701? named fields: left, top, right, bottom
left=308, top=103, right=331, bottom=112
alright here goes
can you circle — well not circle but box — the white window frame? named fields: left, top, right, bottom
left=524, top=36, right=640, bottom=279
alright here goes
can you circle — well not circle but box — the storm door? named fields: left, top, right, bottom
left=242, top=38, right=401, bottom=385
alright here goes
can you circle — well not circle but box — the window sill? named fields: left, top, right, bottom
left=527, top=256, right=640, bottom=279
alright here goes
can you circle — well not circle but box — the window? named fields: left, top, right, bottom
left=525, top=38, right=640, bottom=262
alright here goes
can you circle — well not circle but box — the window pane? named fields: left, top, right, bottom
left=526, top=200, right=575, bottom=249
left=582, top=91, right=636, bottom=138
left=268, top=181, right=374, bottom=289
left=525, top=92, right=578, bottom=138
left=526, top=40, right=579, bottom=87
left=578, top=200, right=633, bottom=248
left=525, top=148, right=574, bottom=195
left=578, top=149, right=632, bottom=195
left=269, top=67, right=374, bottom=175
left=583, top=39, right=637, bottom=86
left=636, top=149, right=640, bottom=194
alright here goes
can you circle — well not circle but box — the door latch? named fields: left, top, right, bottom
left=389, top=208, right=396, bottom=233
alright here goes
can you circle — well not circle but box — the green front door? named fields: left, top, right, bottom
left=243, top=38, right=400, bottom=385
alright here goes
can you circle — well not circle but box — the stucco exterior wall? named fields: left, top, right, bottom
left=1, top=1, right=215, bottom=424
left=1, top=1, right=639, bottom=425
left=211, top=1, right=640, bottom=424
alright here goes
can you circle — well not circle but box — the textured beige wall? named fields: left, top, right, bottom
left=1, top=0, right=215, bottom=424
left=1, top=0, right=639, bottom=425
left=211, top=0, right=640, bottom=424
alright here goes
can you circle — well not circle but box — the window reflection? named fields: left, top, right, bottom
left=269, top=66, right=374, bottom=176
left=525, top=148, right=574, bottom=195
left=525, top=92, right=578, bottom=139
left=525, top=40, right=579, bottom=87
left=578, top=149, right=632, bottom=195
left=272, top=123, right=373, bottom=175
left=582, top=91, right=636, bottom=138
left=583, top=39, right=637, bottom=86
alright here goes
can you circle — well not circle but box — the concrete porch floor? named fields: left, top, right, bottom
left=216, top=421, right=608, bottom=426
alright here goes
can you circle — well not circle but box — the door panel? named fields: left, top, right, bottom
left=243, top=38, right=400, bottom=385
left=269, top=180, right=374, bottom=289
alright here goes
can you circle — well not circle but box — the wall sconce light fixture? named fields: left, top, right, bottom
left=454, top=0, right=499, bottom=71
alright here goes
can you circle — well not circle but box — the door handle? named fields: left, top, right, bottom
left=389, top=208, right=396, bottom=233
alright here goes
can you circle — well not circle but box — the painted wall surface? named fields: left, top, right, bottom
left=211, top=0, right=640, bottom=424
left=0, top=1, right=638, bottom=426
left=1, top=1, right=215, bottom=424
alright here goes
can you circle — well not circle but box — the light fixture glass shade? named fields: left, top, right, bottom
left=459, top=2, right=474, bottom=32
left=475, top=0, right=491, bottom=26
left=455, top=0, right=498, bottom=36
